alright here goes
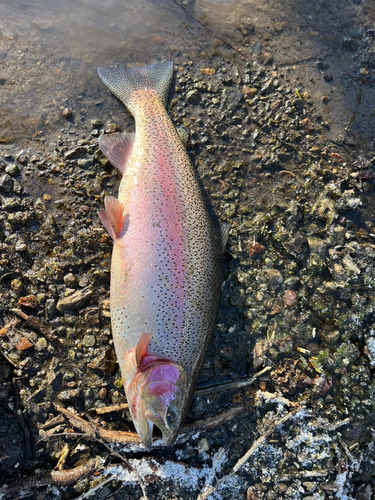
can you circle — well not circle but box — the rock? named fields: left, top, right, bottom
left=45, top=298, right=56, bottom=320
left=283, top=290, right=297, bottom=306
left=266, top=268, right=283, bottom=286
left=91, top=119, right=103, bottom=129
left=15, top=241, right=27, bottom=252
left=64, top=146, right=86, bottom=160
left=63, top=273, right=77, bottom=287
left=16, top=337, right=33, bottom=351
left=62, top=108, right=73, bottom=119
left=0, top=173, right=14, bottom=193
left=58, top=389, right=80, bottom=403
left=35, top=337, right=48, bottom=351
left=186, top=89, right=201, bottom=104
left=307, top=237, right=328, bottom=256
left=82, top=334, right=96, bottom=347
left=98, top=387, right=107, bottom=400
left=84, top=307, right=100, bottom=326
left=18, top=294, right=38, bottom=311
left=197, top=438, right=209, bottom=453
left=342, top=254, right=360, bottom=274
left=5, top=164, right=18, bottom=176
left=11, top=278, right=23, bottom=293
left=77, top=157, right=93, bottom=169
left=87, top=348, right=116, bottom=376
left=56, top=287, right=92, bottom=312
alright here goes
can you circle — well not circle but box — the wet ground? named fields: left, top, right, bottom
left=1, top=0, right=375, bottom=499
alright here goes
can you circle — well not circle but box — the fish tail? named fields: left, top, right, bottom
left=97, top=60, right=173, bottom=112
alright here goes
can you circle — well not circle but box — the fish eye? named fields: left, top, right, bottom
left=166, top=409, right=177, bottom=424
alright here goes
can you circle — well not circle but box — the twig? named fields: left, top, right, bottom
left=92, top=403, right=129, bottom=415
left=197, top=405, right=302, bottom=500
left=12, top=380, right=33, bottom=460
left=0, top=458, right=100, bottom=496
left=195, top=366, right=271, bottom=396
left=54, top=404, right=141, bottom=444
left=172, top=0, right=251, bottom=60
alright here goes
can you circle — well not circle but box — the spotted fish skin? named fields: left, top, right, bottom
left=97, top=61, right=223, bottom=447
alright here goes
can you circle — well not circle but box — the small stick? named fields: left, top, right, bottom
left=0, top=458, right=99, bottom=496
left=49, top=404, right=243, bottom=447
left=195, top=366, right=271, bottom=396
left=197, top=405, right=302, bottom=500
left=92, top=403, right=129, bottom=415
left=55, top=404, right=141, bottom=444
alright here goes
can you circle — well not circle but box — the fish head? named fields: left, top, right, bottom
left=126, top=360, right=188, bottom=448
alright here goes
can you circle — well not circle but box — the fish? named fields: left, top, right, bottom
left=97, top=60, right=226, bottom=447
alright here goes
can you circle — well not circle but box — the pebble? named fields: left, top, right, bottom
left=283, top=290, right=297, bottom=306
left=45, top=298, right=56, bottom=320
left=15, top=241, right=27, bottom=252
left=58, top=389, right=80, bottom=402
left=5, top=164, right=19, bottom=176
left=186, top=89, right=201, bottom=104
left=197, top=438, right=209, bottom=453
left=266, top=268, right=283, bottom=286
left=0, top=173, right=14, bottom=192
left=63, top=273, right=78, bottom=287
left=56, top=287, right=93, bottom=312
left=18, top=294, right=38, bottom=311
left=62, top=108, right=73, bottom=119
left=16, top=337, right=33, bottom=351
left=82, top=334, right=96, bottom=347
left=35, top=337, right=48, bottom=351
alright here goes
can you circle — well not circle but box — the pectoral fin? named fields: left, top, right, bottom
left=99, top=132, right=135, bottom=173
left=135, top=332, right=153, bottom=368
left=98, top=196, right=129, bottom=240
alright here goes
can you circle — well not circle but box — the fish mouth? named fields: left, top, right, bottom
left=126, top=360, right=188, bottom=448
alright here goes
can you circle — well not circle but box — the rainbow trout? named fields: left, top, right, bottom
left=97, top=60, right=224, bottom=447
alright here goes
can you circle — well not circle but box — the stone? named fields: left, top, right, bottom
left=45, top=298, right=56, bottom=320
left=307, top=237, right=327, bottom=256
left=266, top=268, right=283, bottom=286
left=56, top=287, right=93, bottom=312
left=0, top=173, right=14, bottom=192
left=63, top=273, right=77, bottom=287
left=82, top=334, right=96, bottom=347
left=186, top=89, right=201, bottom=104
left=5, top=164, right=18, bottom=176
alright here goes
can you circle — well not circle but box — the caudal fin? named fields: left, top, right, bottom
left=97, top=60, right=173, bottom=112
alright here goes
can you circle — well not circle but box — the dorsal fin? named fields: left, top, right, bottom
left=99, top=132, right=135, bottom=173
left=135, top=333, right=153, bottom=368
left=98, top=196, right=129, bottom=240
